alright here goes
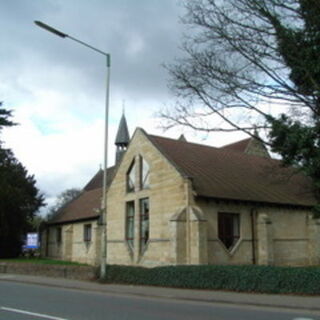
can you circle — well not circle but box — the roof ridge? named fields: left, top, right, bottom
left=147, top=134, right=219, bottom=150
left=148, top=133, right=278, bottom=163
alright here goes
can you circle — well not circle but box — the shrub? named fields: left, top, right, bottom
left=102, top=264, right=320, bottom=294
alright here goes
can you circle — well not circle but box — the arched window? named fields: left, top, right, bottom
left=140, top=157, right=150, bottom=189
left=126, top=201, right=135, bottom=249
left=124, top=157, right=151, bottom=256
left=126, top=160, right=136, bottom=192
left=140, top=198, right=149, bottom=252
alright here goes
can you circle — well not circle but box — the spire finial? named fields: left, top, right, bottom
left=122, top=99, right=125, bottom=115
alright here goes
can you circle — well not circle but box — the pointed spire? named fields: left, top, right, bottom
left=115, top=113, right=130, bottom=146
left=115, top=113, right=130, bottom=164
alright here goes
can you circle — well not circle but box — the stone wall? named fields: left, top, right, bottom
left=43, top=219, right=100, bottom=266
left=0, top=262, right=97, bottom=281
left=105, top=129, right=316, bottom=267
left=106, top=129, right=186, bottom=266
left=199, top=199, right=256, bottom=265
left=197, top=198, right=314, bottom=266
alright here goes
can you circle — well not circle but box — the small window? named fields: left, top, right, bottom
left=140, top=198, right=150, bottom=252
left=56, top=227, right=62, bottom=243
left=84, top=224, right=92, bottom=242
left=126, top=201, right=135, bottom=249
left=218, top=212, right=240, bottom=250
left=140, top=157, right=150, bottom=189
left=127, top=160, right=136, bottom=192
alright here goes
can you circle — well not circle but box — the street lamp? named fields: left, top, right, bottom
left=34, top=20, right=110, bottom=278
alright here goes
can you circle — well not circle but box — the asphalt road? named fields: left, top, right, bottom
left=0, top=280, right=319, bottom=320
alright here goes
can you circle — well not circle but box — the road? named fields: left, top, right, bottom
left=0, top=280, right=319, bottom=320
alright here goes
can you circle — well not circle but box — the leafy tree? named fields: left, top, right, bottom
left=0, top=103, right=44, bottom=257
left=47, top=188, right=81, bottom=220
left=0, top=102, right=14, bottom=129
left=27, top=214, right=46, bottom=232
left=164, top=0, right=320, bottom=209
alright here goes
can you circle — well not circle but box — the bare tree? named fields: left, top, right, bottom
left=164, top=0, right=320, bottom=213
left=163, top=0, right=319, bottom=140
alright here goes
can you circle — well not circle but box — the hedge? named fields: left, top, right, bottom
left=102, top=264, right=320, bottom=294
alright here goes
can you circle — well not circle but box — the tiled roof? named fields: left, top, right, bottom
left=49, top=188, right=102, bottom=224
left=82, top=166, right=116, bottom=191
left=48, top=131, right=316, bottom=226
left=221, top=138, right=251, bottom=152
left=48, top=166, right=116, bottom=224
left=148, top=135, right=315, bottom=207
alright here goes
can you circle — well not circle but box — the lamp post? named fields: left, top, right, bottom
left=34, top=21, right=110, bottom=278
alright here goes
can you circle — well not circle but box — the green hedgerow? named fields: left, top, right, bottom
left=101, top=264, right=320, bottom=295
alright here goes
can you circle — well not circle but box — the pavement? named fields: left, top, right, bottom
left=0, top=273, right=320, bottom=313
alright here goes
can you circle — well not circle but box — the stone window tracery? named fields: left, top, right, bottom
left=127, top=160, right=136, bottom=192
left=124, top=156, right=151, bottom=256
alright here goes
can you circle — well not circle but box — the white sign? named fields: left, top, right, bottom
left=25, top=233, right=39, bottom=249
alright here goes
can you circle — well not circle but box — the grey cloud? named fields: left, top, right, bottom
left=0, top=0, right=185, bottom=115
left=0, top=0, right=187, bottom=203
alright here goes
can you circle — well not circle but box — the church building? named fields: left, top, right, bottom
left=42, top=115, right=318, bottom=267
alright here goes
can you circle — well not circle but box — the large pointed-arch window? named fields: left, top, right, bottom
left=126, top=201, right=135, bottom=249
left=126, top=160, right=136, bottom=192
left=140, top=157, right=150, bottom=189
left=140, top=198, right=149, bottom=252
left=124, top=156, right=151, bottom=256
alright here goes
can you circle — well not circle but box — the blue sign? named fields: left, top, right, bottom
left=24, top=233, right=39, bottom=249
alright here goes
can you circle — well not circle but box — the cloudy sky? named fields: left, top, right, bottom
left=0, top=0, right=248, bottom=213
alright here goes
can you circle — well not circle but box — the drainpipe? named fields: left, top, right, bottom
left=250, top=208, right=257, bottom=265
